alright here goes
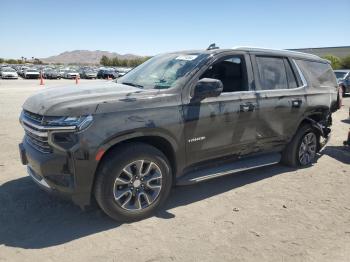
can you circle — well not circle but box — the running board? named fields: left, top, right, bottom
left=176, top=153, right=281, bottom=185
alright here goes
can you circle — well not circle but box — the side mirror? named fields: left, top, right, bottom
left=193, top=78, right=223, bottom=101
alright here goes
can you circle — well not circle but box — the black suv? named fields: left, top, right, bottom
left=97, top=69, right=119, bottom=79
left=19, top=47, right=339, bottom=221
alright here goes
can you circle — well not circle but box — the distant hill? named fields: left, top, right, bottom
left=289, top=46, right=350, bottom=58
left=41, top=50, right=141, bottom=64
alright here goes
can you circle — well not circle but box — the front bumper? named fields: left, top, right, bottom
left=2, top=75, right=18, bottom=79
left=85, top=75, right=97, bottom=79
left=19, top=138, right=95, bottom=207
left=19, top=140, right=74, bottom=194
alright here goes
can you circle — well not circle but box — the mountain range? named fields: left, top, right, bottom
left=41, top=50, right=141, bottom=64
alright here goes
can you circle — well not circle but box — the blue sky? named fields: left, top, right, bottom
left=1, top=0, right=349, bottom=59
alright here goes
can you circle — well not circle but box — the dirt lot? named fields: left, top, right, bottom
left=0, top=79, right=349, bottom=262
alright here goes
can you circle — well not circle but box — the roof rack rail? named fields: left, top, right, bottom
left=207, top=43, right=219, bottom=50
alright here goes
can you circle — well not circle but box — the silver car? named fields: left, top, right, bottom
left=0, top=67, right=18, bottom=79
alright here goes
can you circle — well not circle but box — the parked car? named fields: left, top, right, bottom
left=116, top=67, right=133, bottom=77
left=0, top=67, right=18, bottom=79
left=23, top=68, right=40, bottom=79
left=62, top=70, right=79, bottom=79
left=19, top=47, right=338, bottom=222
left=334, top=70, right=350, bottom=96
left=42, top=69, right=60, bottom=79
left=97, top=69, right=119, bottom=79
left=80, top=69, right=97, bottom=79
left=18, top=66, right=30, bottom=77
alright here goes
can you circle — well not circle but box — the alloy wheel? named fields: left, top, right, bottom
left=113, top=160, right=163, bottom=211
left=298, top=132, right=317, bottom=165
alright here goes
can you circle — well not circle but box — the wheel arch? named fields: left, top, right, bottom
left=293, top=111, right=330, bottom=148
left=93, top=130, right=180, bottom=188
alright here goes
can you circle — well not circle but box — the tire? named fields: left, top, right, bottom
left=281, top=124, right=318, bottom=167
left=94, top=142, right=173, bottom=222
left=342, top=86, right=347, bottom=97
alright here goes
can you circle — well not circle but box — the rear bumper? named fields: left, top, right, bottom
left=319, top=134, right=331, bottom=152
left=25, top=74, right=40, bottom=79
left=66, top=75, right=79, bottom=79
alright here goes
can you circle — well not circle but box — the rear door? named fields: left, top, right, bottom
left=251, top=54, right=307, bottom=150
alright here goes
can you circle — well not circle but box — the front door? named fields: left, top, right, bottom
left=182, top=53, right=259, bottom=166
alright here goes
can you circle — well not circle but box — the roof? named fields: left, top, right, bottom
left=168, top=47, right=327, bottom=62
left=231, top=47, right=325, bottom=61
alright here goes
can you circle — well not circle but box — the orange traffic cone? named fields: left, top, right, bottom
left=40, top=73, right=44, bottom=85
left=75, top=75, right=79, bottom=85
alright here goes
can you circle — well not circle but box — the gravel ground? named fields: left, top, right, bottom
left=0, top=79, right=349, bottom=262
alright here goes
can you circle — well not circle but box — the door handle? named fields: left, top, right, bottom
left=291, top=99, right=302, bottom=108
left=240, top=103, right=256, bottom=112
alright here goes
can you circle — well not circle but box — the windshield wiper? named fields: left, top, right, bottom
left=121, top=82, right=144, bottom=89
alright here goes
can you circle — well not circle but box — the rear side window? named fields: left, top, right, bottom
left=295, top=60, right=337, bottom=87
left=284, top=59, right=299, bottom=89
left=256, top=56, right=288, bottom=90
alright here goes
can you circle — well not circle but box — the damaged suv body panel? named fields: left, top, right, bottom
left=19, top=47, right=338, bottom=209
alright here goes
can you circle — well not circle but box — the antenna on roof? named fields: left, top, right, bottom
left=207, top=43, right=219, bottom=50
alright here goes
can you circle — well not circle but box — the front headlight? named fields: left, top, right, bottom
left=43, top=115, right=93, bottom=131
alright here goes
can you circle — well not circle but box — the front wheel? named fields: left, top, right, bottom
left=94, top=143, right=173, bottom=222
left=281, top=124, right=318, bottom=167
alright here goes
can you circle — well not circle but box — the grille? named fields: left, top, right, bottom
left=21, top=111, right=52, bottom=153
left=23, top=110, right=43, bottom=124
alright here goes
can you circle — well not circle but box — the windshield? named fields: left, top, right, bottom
left=118, top=53, right=208, bottom=89
left=3, top=68, right=15, bottom=72
left=334, top=72, right=347, bottom=80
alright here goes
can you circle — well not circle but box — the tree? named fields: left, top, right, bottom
left=341, top=55, right=350, bottom=69
left=100, top=55, right=151, bottom=67
left=5, top=59, right=18, bottom=64
left=322, top=55, right=341, bottom=69
left=100, top=55, right=110, bottom=66
left=0, top=58, right=4, bottom=64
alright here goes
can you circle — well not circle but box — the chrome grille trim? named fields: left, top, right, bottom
left=22, top=122, right=48, bottom=137
left=23, top=110, right=43, bottom=124
left=20, top=110, right=76, bottom=153
left=21, top=118, right=76, bottom=131
left=26, top=136, right=52, bottom=153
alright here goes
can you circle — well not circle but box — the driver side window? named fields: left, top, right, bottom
left=200, top=56, right=248, bottom=93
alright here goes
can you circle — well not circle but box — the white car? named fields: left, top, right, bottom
left=116, top=67, right=133, bottom=77
left=63, top=71, right=80, bottom=79
left=0, top=67, right=18, bottom=79
left=23, top=69, right=40, bottom=79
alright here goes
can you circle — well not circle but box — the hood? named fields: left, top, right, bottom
left=2, top=71, right=17, bottom=75
left=22, top=81, right=150, bottom=116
